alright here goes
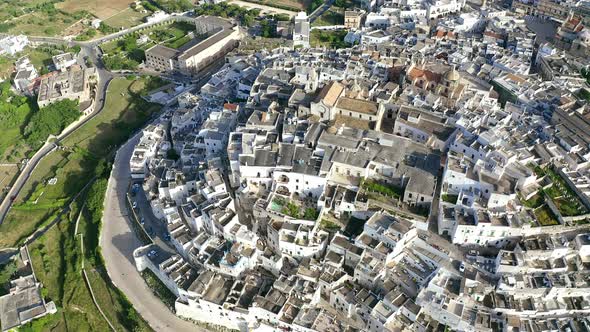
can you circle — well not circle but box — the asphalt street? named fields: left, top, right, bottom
left=129, top=183, right=176, bottom=256
left=0, top=44, right=112, bottom=224
left=100, top=134, right=205, bottom=332
left=309, top=0, right=335, bottom=22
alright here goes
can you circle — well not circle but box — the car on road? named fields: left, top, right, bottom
left=459, top=262, right=465, bottom=273
left=140, top=218, right=145, bottom=225
left=132, top=201, right=138, bottom=209
left=163, top=233, right=171, bottom=241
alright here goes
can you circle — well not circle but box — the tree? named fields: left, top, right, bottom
left=99, top=23, right=118, bottom=34
left=273, top=14, right=291, bottom=21
left=103, top=55, right=139, bottom=71
left=260, top=20, right=276, bottom=38
left=129, top=48, right=145, bottom=63
left=24, top=99, right=80, bottom=146
left=166, top=149, right=179, bottom=160
left=303, top=208, right=319, bottom=220
left=0, top=23, right=15, bottom=33
left=118, top=35, right=138, bottom=52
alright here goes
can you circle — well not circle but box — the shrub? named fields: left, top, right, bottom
left=24, top=99, right=80, bottom=146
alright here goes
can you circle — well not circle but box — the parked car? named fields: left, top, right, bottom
left=459, top=262, right=465, bottom=273
left=132, top=201, right=138, bottom=209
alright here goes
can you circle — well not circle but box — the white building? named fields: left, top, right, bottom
left=426, top=0, right=466, bottom=20
left=52, top=53, right=77, bottom=71
left=293, top=12, right=310, bottom=48
left=0, top=35, right=28, bottom=56
left=13, top=57, right=37, bottom=94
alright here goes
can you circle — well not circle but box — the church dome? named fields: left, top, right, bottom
left=444, top=65, right=460, bottom=81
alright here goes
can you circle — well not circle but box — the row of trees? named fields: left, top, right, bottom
left=150, top=0, right=193, bottom=13
left=194, top=3, right=262, bottom=27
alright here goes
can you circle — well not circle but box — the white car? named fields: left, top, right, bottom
left=459, top=263, right=465, bottom=273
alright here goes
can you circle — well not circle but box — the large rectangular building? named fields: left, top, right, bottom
left=37, top=65, right=94, bottom=108
left=145, top=16, right=241, bottom=76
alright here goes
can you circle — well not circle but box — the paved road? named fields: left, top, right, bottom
left=309, top=0, right=335, bottom=22
left=0, top=44, right=112, bottom=224
left=130, top=184, right=176, bottom=255
left=100, top=134, right=203, bottom=332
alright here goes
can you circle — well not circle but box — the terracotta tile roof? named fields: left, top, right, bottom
left=335, top=97, right=379, bottom=115
left=506, top=73, right=526, bottom=84
left=408, top=67, right=441, bottom=83
left=315, top=81, right=344, bottom=106
left=224, top=103, right=239, bottom=111
left=435, top=29, right=455, bottom=39
left=483, top=31, right=503, bottom=40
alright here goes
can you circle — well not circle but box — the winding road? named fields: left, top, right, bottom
left=0, top=42, right=112, bottom=224
left=100, top=134, right=204, bottom=332
left=0, top=23, right=227, bottom=330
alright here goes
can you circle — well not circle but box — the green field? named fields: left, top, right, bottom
left=0, top=76, right=164, bottom=331
left=534, top=205, right=560, bottom=226
left=0, top=76, right=164, bottom=248
left=531, top=165, right=589, bottom=217
left=310, top=29, right=349, bottom=48
left=0, top=56, right=15, bottom=81
left=22, top=182, right=152, bottom=332
left=165, top=35, right=192, bottom=49
left=101, top=21, right=195, bottom=55
left=521, top=192, right=544, bottom=209
left=100, top=21, right=195, bottom=70
left=103, top=7, right=151, bottom=29
left=311, top=7, right=344, bottom=27
left=61, top=77, right=164, bottom=152
left=7, top=8, right=91, bottom=37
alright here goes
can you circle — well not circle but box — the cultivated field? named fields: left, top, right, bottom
left=56, top=0, right=135, bottom=19
left=103, top=7, right=150, bottom=29
left=240, top=0, right=311, bottom=11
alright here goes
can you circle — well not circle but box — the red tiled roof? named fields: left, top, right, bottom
left=224, top=103, right=239, bottom=111
left=408, top=67, right=441, bottom=82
